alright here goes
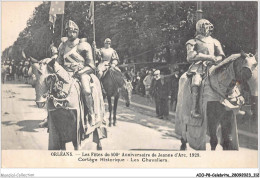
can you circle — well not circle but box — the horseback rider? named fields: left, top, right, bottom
left=186, top=19, right=225, bottom=118
left=49, top=20, right=96, bottom=123
left=93, top=38, right=120, bottom=79
left=39, top=20, right=97, bottom=127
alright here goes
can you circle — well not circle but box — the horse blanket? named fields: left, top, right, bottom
left=48, top=73, right=107, bottom=149
left=175, top=54, right=241, bottom=150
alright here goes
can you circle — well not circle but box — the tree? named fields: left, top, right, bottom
left=2, top=1, right=257, bottom=64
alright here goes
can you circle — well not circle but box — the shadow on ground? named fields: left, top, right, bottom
left=19, top=98, right=35, bottom=102
left=117, top=112, right=177, bottom=140
left=16, top=120, right=42, bottom=132
left=2, top=120, right=42, bottom=132
left=18, top=85, right=33, bottom=88
left=2, top=121, right=16, bottom=126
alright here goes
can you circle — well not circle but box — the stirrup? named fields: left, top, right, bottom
left=191, top=110, right=201, bottom=118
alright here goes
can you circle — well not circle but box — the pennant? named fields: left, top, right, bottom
left=49, top=1, right=65, bottom=15
left=49, top=14, right=57, bottom=33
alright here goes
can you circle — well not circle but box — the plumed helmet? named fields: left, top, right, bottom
left=104, top=38, right=111, bottom=43
left=65, top=20, right=79, bottom=31
left=195, top=19, right=214, bottom=36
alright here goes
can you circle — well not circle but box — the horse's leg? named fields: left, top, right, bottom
left=72, top=140, right=78, bottom=150
left=221, top=111, right=233, bottom=150
left=180, top=137, right=187, bottom=150
left=107, top=97, right=112, bottom=127
left=207, top=101, right=222, bottom=150
left=113, top=94, right=119, bottom=126
left=97, top=139, right=102, bottom=150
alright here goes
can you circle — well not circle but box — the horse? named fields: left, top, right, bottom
left=34, top=60, right=107, bottom=150
left=101, top=67, right=133, bottom=127
left=175, top=52, right=257, bottom=151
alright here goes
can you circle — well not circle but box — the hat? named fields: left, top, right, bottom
left=153, top=70, right=160, bottom=75
left=65, top=20, right=79, bottom=31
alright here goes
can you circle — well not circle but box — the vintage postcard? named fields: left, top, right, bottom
left=1, top=1, right=258, bottom=177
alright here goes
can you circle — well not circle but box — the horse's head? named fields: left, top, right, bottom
left=234, top=51, right=257, bottom=82
left=121, top=80, right=133, bottom=107
left=34, top=59, right=54, bottom=108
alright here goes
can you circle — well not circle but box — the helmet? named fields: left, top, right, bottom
left=65, top=20, right=79, bottom=31
left=196, top=19, right=214, bottom=36
left=104, top=38, right=111, bottom=44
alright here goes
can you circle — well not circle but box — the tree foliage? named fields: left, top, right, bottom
left=2, top=1, right=257, bottom=64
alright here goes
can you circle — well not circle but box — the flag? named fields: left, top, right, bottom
left=89, top=1, right=94, bottom=24
left=49, top=1, right=65, bottom=15
left=49, top=14, right=56, bottom=24
left=49, top=2, right=64, bottom=33
left=49, top=14, right=57, bottom=33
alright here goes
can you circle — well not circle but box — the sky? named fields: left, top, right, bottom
left=1, top=1, right=43, bottom=52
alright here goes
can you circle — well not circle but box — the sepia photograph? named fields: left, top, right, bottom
left=1, top=0, right=258, bottom=175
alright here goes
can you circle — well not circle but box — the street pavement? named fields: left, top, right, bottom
left=1, top=81, right=258, bottom=151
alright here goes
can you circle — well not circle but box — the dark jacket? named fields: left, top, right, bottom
left=150, top=77, right=171, bottom=99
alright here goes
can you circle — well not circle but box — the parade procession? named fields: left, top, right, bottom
left=1, top=1, right=258, bottom=153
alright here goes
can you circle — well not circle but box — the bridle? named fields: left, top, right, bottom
left=42, top=73, right=76, bottom=110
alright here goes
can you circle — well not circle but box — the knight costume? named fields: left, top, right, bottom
left=53, top=20, right=96, bottom=122
left=95, top=38, right=120, bottom=78
left=186, top=19, right=225, bottom=118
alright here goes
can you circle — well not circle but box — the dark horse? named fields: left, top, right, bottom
left=34, top=60, right=106, bottom=150
left=175, top=52, right=257, bottom=150
left=101, top=68, right=133, bottom=127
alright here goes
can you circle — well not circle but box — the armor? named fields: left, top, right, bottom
left=96, top=38, right=120, bottom=78
left=97, top=47, right=119, bottom=63
left=186, top=19, right=225, bottom=118
left=55, top=21, right=96, bottom=123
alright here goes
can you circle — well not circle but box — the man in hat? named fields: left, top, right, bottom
left=186, top=19, right=225, bottom=118
left=50, top=20, right=96, bottom=123
left=93, top=38, right=120, bottom=79
left=150, top=70, right=171, bottom=120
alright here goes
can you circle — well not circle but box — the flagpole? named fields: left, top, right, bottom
left=92, top=1, right=96, bottom=71
left=61, top=14, right=64, bottom=38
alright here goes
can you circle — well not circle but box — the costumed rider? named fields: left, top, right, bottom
left=93, top=38, right=120, bottom=79
left=50, top=20, right=96, bottom=124
left=186, top=19, right=225, bottom=118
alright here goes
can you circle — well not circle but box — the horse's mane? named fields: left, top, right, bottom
left=209, top=53, right=241, bottom=75
left=108, top=68, right=127, bottom=87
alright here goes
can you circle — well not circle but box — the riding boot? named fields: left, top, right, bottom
left=84, top=94, right=96, bottom=126
left=191, top=86, right=201, bottom=118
